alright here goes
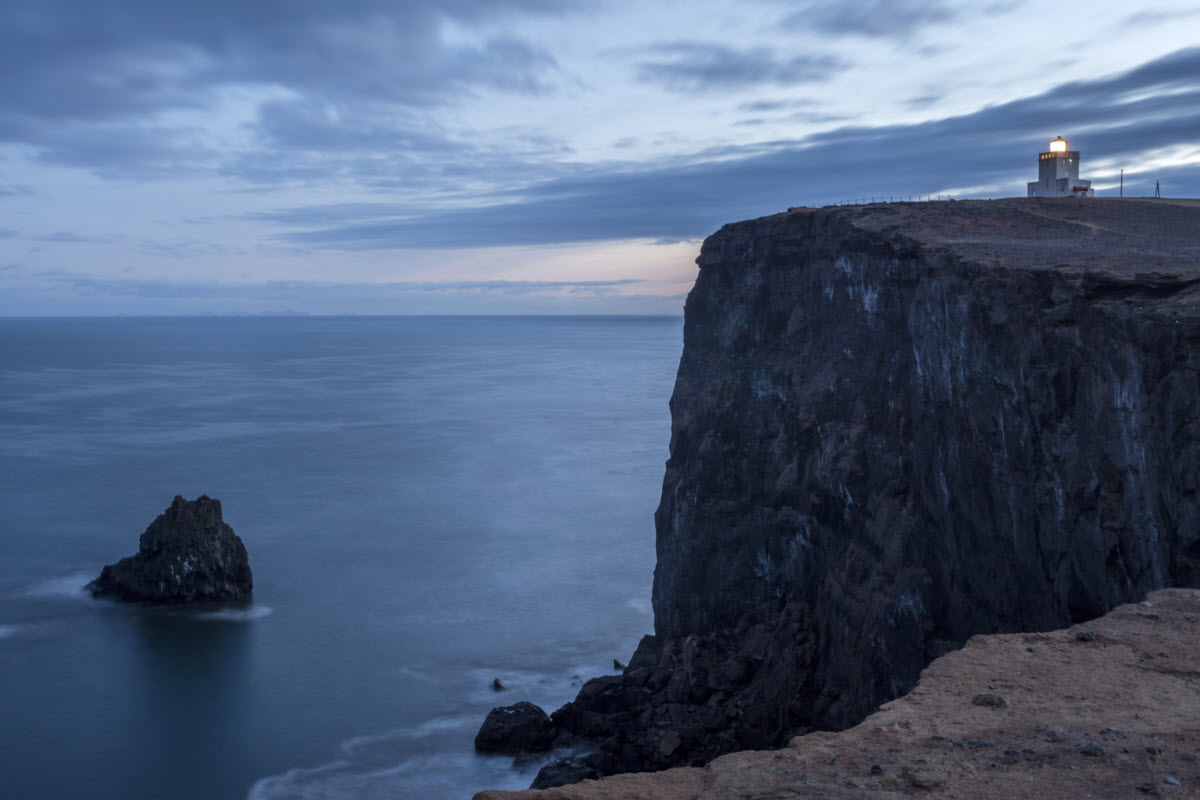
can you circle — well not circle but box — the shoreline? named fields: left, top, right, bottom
left=477, top=588, right=1200, bottom=799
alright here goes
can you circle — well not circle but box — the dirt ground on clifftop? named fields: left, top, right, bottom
left=476, top=589, right=1200, bottom=800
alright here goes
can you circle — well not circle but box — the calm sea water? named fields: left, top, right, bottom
left=0, top=315, right=681, bottom=800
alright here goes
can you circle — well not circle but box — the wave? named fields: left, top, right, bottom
left=341, top=716, right=474, bottom=752
left=192, top=605, right=274, bottom=622
left=247, top=707, right=577, bottom=800
left=335, top=717, right=477, bottom=765
left=247, top=749, right=544, bottom=800
left=394, top=665, right=439, bottom=684
left=243, top=651, right=635, bottom=799
left=464, top=662, right=612, bottom=710
left=22, top=573, right=93, bottom=600
left=625, top=596, right=653, bottom=615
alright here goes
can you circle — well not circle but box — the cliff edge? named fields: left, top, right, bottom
left=478, top=588, right=1200, bottom=799
left=487, top=197, right=1200, bottom=784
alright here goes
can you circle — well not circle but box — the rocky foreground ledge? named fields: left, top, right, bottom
left=478, top=589, right=1200, bottom=799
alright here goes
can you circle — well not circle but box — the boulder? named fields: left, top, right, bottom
left=474, top=702, right=555, bottom=755
left=89, top=495, right=252, bottom=604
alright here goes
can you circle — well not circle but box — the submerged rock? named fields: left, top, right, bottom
left=89, top=495, right=252, bottom=604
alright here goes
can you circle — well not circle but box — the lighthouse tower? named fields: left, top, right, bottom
left=1027, top=136, right=1093, bottom=197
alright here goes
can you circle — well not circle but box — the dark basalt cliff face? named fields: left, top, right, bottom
left=546, top=198, right=1200, bottom=778
left=90, top=495, right=252, bottom=604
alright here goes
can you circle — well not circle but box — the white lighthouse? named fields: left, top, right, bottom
left=1027, top=136, right=1093, bottom=197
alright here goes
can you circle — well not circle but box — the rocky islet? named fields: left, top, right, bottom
left=89, top=494, right=253, bottom=604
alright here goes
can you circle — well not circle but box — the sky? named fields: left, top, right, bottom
left=2, top=0, right=1199, bottom=316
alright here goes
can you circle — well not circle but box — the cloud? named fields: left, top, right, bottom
left=1, top=0, right=571, bottom=116
left=219, top=99, right=567, bottom=187
left=1121, top=8, right=1200, bottom=27
left=634, top=43, right=845, bottom=91
left=906, top=94, right=943, bottom=109
left=136, top=238, right=227, bottom=258
left=738, top=100, right=793, bottom=113
left=256, top=47, right=1200, bottom=249
left=18, top=120, right=226, bottom=179
left=54, top=275, right=642, bottom=299
left=781, top=0, right=958, bottom=39
left=0, top=0, right=573, bottom=174
left=243, top=203, right=412, bottom=227
left=34, top=231, right=115, bottom=244
left=733, top=99, right=845, bottom=125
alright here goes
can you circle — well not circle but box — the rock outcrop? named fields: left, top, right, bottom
left=476, top=589, right=1200, bottom=800
left=475, top=702, right=556, bottom=755
left=89, top=495, right=252, bottom=604
left=486, top=198, right=1200, bottom=781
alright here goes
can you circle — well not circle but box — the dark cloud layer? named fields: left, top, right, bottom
left=1, top=0, right=570, bottom=118
left=265, top=47, right=1200, bottom=249
left=4, top=2, right=1198, bottom=265
left=0, top=0, right=573, bottom=175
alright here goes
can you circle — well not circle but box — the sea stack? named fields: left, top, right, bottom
left=89, top=495, right=253, bottom=604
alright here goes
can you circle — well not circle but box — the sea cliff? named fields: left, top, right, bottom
left=485, top=198, right=1200, bottom=786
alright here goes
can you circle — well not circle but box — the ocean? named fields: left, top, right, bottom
left=0, top=315, right=682, bottom=799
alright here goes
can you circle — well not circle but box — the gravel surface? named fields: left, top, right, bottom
left=835, top=197, right=1200, bottom=277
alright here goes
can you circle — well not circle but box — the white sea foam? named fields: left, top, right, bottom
left=394, top=715, right=474, bottom=740
left=23, top=573, right=92, bottom=600
left=465, top=661, right=615, bottom=710
left=394, top=665, right=438, bottom=684
left=247, top=750, right=541, bottom=800
left=337, top=716, right=476, bottom=762
left=193, top=605, right=274, bottom=622
left=625, top=596, right=653, bottom=615
left=247, top=689, right=582, bottom=800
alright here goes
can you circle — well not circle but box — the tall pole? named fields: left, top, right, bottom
left=1120, top=169, right=1123, bottom=198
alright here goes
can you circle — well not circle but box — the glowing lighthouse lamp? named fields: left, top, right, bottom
left=1027, top=136, right=1093, bottom=197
